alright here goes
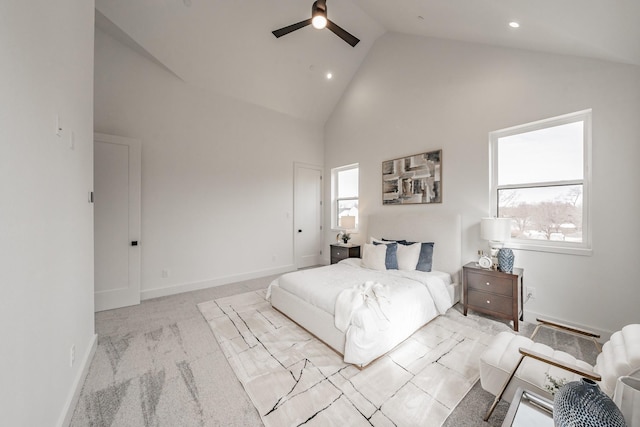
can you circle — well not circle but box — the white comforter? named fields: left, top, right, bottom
left=267, top=259, right=454, bottom=364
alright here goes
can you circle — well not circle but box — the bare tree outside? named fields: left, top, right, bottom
left=499, top=185, right=583, bottom=242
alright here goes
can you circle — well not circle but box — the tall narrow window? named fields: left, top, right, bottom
left=490, top=110, right=591, bottom=254
left=332, top=164, right=359, bottom=230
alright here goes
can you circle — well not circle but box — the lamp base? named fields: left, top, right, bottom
left=488, top=242, right=503, bottom=271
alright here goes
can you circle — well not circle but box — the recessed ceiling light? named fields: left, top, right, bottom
left=326, top=72, right=333, bottom=80
left=509, top=22, right=520, bottom=28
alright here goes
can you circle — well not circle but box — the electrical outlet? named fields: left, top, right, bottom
left=527, top=287, right=537, bottom=300
left=70, top=345, right=75, bottom=367
left=161, top=269, right=169, bottom=279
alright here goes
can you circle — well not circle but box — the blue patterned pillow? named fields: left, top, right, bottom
left=401, top=241, right=434, bottom=272
left=373, top=241, right=398, bottom=270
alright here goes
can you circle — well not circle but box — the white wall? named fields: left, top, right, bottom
left=0, top=1, right=96, bottom=426
left=325, top=32, right=640, bottom=335
left=94, top=27, right=324, bottom=299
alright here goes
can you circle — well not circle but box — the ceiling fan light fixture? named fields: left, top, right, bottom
left=311, top=1, right=327, bottom=29
left=312, top=14, right=327, bottom=29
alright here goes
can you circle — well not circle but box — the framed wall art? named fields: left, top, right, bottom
left=382, top=149, right=442, bottom=205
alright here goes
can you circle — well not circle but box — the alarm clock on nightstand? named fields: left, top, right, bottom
left=478, top=255, right=493, bottom=269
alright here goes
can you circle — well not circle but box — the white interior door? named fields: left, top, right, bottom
left=294, top=163, right=323, bottom=269
left=94, top=133, right=141, bottom=312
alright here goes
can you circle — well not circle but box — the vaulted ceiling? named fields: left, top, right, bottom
left=96, top=0, right=640, bottom=125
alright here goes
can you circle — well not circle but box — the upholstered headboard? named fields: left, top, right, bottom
left=367, top=213, right=462, bottom=282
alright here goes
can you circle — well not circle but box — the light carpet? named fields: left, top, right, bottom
left=198, top=290, right=512, bottom=427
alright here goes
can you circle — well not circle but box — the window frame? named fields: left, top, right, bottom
left=331, top=163, right=359, bottom=232
left=489, top=110, right=592, bottom=255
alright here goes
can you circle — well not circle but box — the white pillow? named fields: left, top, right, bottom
left=361, top=243, right=387, bottom=271
left=396, top=243, right=421, bottom=271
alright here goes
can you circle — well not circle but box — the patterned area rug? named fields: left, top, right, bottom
left=198, top=290, right=509, bottom=427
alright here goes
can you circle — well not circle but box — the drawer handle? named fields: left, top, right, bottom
left=486, top=300, right=491, bottom=304
left=336, top=251, right=341, bottom=255
left=486, top=282, right=491, bottom=286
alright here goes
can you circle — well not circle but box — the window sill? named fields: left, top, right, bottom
left=506, top=241, right=592, bottom=256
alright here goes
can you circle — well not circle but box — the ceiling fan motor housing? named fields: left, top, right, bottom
left=312, top=0, right=327, bottom=29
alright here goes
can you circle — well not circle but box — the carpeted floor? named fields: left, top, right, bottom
left=69, top=273, right=599, bottom=426
left=198, top=290, right=515, bottom=426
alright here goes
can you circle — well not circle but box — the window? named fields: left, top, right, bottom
left=332, top=164, right=359, bottom=230
left=489, top=110, right=591, bottom=254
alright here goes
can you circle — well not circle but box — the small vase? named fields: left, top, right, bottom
left=554, top=378, right=626, bottom=427
left=497, top=248, right=514, bottom=273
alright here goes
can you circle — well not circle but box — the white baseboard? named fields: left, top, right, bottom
left=140, top=264, right=296, bottom=300
left=523, top=310, right=613, bottom=342
left=57, top=333, right=98, bottom=427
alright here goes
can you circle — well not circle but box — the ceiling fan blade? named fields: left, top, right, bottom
left=326, top=19, right=360, bottom=47
left=272, top=18, right=312, bottom=38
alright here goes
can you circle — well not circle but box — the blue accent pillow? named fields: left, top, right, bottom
left=401, top=241, right=434, bottom=272
left=373, top=241, right=398, bottom=270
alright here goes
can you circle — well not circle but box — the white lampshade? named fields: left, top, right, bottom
left=339, top=215, right=356, bottom=230
left=480, top=217, right=512, bottom=242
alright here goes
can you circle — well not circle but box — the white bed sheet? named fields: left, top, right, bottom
left=267, top=258, right=455, bottom=365
left=269, top=258, right=452, bottom=315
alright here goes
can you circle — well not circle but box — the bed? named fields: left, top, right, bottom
left=267, top=213, right=462, bottom=367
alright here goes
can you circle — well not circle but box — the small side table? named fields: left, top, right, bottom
left=502, top=387, right=554, bottom=426
left=330, top=244, right=361, bottom=264
left=463, top=262, right=524, bottom=331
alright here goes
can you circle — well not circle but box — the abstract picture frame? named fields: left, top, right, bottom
left=382, top=149, right=442, bottom=205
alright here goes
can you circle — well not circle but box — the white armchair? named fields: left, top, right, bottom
left=479, top=318, right=640, bottom=421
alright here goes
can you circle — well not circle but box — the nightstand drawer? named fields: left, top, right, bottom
left=467, top=290, right=513, bottom=316
left=466, top=272, right=513, bottom=297
left=332, top=248, right=347, bottom=258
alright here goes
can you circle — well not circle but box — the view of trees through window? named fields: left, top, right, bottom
left=498, top=185, right=583, bottom=242
left=492, top=112, right=589, bottom=246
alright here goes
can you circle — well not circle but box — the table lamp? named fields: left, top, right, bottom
left=480, top=217, right=514, bottom=272
left=339, top=215, right=356, bottom=244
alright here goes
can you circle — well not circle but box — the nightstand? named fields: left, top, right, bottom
left=330, top=244, right=361, bottom=264
left=463, top=262, right=524, bottom=331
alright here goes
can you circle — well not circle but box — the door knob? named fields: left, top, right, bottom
left=298, top=229, right=302, bottom=233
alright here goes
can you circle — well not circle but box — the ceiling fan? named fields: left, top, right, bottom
left=272, top=0, right=360, bottom=47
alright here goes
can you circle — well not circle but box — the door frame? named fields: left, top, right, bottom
left=93, top=132, right=141, bottom=312
left=293, top=162, right=323, bottom=269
